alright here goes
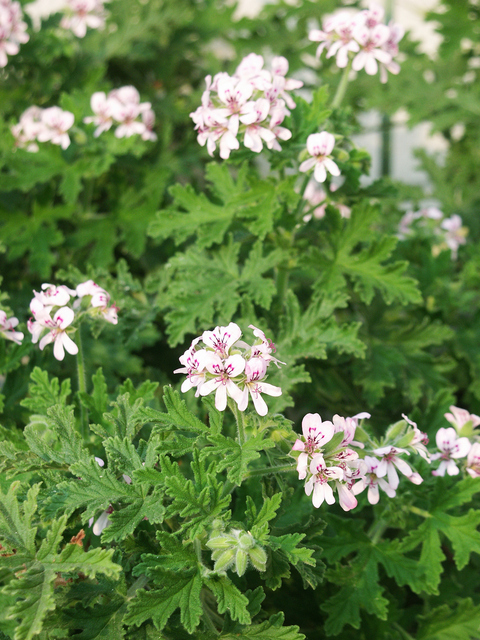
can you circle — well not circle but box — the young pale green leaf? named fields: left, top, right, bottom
left=124, top=573, right=203, bottom=634
left=20, top=368, right=72, bottom=414
left=247, top=494, right=282, bottom=541
left=103, top=437, right=144, bottom=478
left=268, top=534, right=314, bottom=568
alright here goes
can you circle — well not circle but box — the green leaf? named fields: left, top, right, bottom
left=201, top=433, right=275, bottom=486
left=204, top=574, right=251, bottom=625
left=0, top=482, right=39, bottom=556
left=247, top=494, right=282, bottom=542
left=20, top=368, right=72, bottom=414
left=64, top=600, right=127, bottom=640
left=417, top=598, right=480, bottom=640
left=220, top=612, right=305, bottom=640
left=101, top=489, right=165, bottom=542
left=321, top=549, right=389, bottom=636
left=104, top=395, right=146, bottom=440
left=125, top=573, right=203, bottom=634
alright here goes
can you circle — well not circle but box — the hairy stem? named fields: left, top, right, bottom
left=76, top=325, right=89, bottom=440
left=331, top=60, right=353, bottom=109
left=229, top=399, right=246, bottom=446
left=127, top=574, right=149, bottom=598
left=243, top=463, right=296, bottom=480
left=368, top=518, right=388, bottom=545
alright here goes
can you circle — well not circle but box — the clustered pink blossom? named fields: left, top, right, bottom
left=309, top=1, right=404, bottom=83
left=398, top=207, right=467, bottom=260
left=28, top=280, right=118, bottom=361
left=299, top=132, right=340, bottom=184
left=84, top=86, right=157, bottom=141
left=0, top=309, right=23, bottom=344
left=175, top=322, right=283, bottom=415
left=292, top=412, right=428, bottom=510
left=11, top=106, right=75, bottom=152
left=431, top=406, right=480, bottom=477
left=60, top=0, right=109, bottom=38
left=190, top=53, right=303, bottom=159
left=0, top=0, right=29, bottom=68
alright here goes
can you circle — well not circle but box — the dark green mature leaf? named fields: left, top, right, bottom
left=125, top=573, right=203, bottom=634
left=101, top=489, right=165, bottom=543
left=0, top=482, right=39, bottom=556
left=64, top=600, right=127, bottom=640
left=321, top=549, right=389, bottom=636
left=104, top=395, right=146, bottom=440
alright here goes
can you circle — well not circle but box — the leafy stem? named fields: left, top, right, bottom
left=243, top=462, right=296, bottom=480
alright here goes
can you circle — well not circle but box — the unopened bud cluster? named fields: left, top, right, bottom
left=206, top=528, right=267, bottom=576
left=28, top=280, right=118, bottom=361
left=175, top=322, right=283, bottom=415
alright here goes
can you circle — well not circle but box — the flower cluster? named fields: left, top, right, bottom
left=0, top=310, right=23, bottom=345
left=302, top=181, right=351, bottom=221
left=28, top=280, right=118, bottom=361
left=431, top=406, right=480, bottom=477
left=190, top=53, right=303, bottom=159
left=60, top=0, right=109, bottom=38
left=175, top=322, right=282, bottom=415
left=309, top=1, right=404, bottom=83
left=299, top=132, right=340, bottom=184
left=11, top=106, right=75, bottom=152
left=0, top=0, right=29, bottom=68
left=84, top=86, right=157, bottom=140
left=398, top=207, right=467, bottom=260
left=292, top=412, right=428, bottom=510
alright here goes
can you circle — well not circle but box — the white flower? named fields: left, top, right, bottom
left=202, top=322, right=242, bottom=359
left=352, top=455, right=396, bottom=504
left=38, top=306, right=78, bottom=361
left=198, top=352, right=245, bottom=411
left=466, top=442, right=480, bottom=478
left=431, top=427, right=471, bottom=476
left=37, top=107, right=75, bottom=150
left=352, top=23, right=392, bottom=76
left=299, top=132, right=341, bottom=184
left=373, top=445, right=415, bottom=490
left=0, top=310, right=23, bottom=344
left=305, top=454, right=344, bottom=508
left=237, top=357, right=281, bottom=416
left=292, top=413, right=335, bottom=480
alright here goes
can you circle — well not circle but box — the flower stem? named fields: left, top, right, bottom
left=229, top=399, right=245, bottom=446
left=331, top=60, right=353, bottom=109
left=408, top=505, right=432, bottom=519
left=243, top=463, right=296, bottom=480
left=127, top=574, right=149, bottom=598
left=76, top=326, right=89, bottom=440
left=368, top=518, right=388, bottom=545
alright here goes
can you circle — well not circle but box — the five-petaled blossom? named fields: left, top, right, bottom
left=431, top=427, right=471, bottom=476
left=190, top=53, right=302, bottom=158
left=0, top=310, right=24, bottom=344
left=299, top=132, right=340, bottom=184
left=175, top=322, right=282, bottom=415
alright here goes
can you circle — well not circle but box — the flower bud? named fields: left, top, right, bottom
left=249, top=545, right=267, bottom=572
left=235, top=549, right=248, bottom=577
left=212, top=548, right=236, bottom=572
